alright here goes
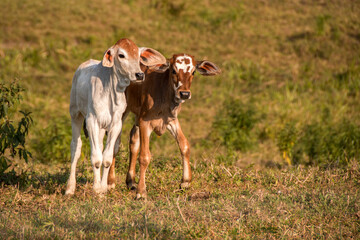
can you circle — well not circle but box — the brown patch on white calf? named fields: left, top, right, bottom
left=115, top=38, right=139, bottom=59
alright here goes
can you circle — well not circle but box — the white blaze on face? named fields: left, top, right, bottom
left=174, top=81, right=183, bottom=91
left=175, top=55, right=195, bottom=73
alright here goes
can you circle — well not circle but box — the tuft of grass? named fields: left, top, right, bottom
left=277, top=122, right=297, bottom=166
left=315, top=14, right=331, bottom=36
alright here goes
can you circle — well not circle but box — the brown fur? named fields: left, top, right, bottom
left=107, top=54, right=221, bottom=198
left=115, top=38, right=139, bottom=59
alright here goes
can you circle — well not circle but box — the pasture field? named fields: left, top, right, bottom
left=1, top=0, right=360, bottom=238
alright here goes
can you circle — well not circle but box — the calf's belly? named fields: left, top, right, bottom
left=151, top=120, right=167, bottom=136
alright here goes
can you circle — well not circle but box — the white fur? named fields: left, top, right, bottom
left=173, top=81, right=183, bottom=91
left=65, top=44, right=165, bottom=195
left=175, top=55, right=194, bottom=73
left=66, top=58, right=131, bottom=194
left=173, top=81, right=185, bottom=103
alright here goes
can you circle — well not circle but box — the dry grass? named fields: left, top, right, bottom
left=1, top=159, right=359, bottom=239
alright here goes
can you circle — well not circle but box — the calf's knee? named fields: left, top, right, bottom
left=93, top=161, right=101, bottom=169
left=102, top=152, right=114, bottom=168
left=91, top=153, right=102, bottom=169
left=103, top=159, right=112, bottom=168
left=181, top=142, right=190, bottom=157
left=139, top=154, right=151, bottom=167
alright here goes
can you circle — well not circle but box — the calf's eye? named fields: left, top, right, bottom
left=192, top=70, right=195, bottom=75
left=119, top=54, right=125, bottom=58
left=172, top=69, right=176, bottom=74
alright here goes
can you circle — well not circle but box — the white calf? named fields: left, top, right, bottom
left=65, top=38, right=166, bottom=194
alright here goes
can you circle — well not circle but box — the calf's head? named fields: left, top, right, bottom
left=102, top=38, right=166, bottom=82
left=154, top=54, right=221, bottom=103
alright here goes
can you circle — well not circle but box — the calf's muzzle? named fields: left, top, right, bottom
left=179, top=91, right=191, bottom=100
left=135, top=72, right=144, bottom=80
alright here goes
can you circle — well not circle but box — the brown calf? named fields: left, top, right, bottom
left=108, top=53, right=221, bottom=199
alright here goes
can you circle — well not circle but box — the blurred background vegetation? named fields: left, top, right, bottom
left=0, top=0, right=359, bottom=170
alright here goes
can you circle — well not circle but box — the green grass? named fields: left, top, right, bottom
left=1, top=0, right=360, bottom=238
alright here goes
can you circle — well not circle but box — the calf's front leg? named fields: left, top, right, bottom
left=107, top=156, right=116, bottom=189
left=167, top=119, right=192, bottom=189
left=86, top=116, right=103, bottom=193
left=136, top=121, right=152, bottom=199
left=108, top=111, right=128, bottom=189
left=100, top=121, right=123, bottom=193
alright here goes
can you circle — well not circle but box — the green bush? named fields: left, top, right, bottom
left=211, top=98, right=258, bottom=151
left=305, top=120, right=360, bottom=166
left=0, top=81, right=32, bottom=174
left=32, top=117, right=90, bottom=163
left=278, top=120, right=360, bottom=167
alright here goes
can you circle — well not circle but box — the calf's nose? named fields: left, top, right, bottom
left=135, top=72, right=144, bottom=80
left=179, top=91, right=191, bottom=100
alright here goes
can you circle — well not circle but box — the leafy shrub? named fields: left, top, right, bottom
left=0, top=81, right=32, bottom=174
left=278, top=120, right=360, bottom=167
left=32, top=117, right=90, bottom=163
left=211, top=98, right=258, bottom=151
left=305, top=120, right=360, bottom=166
left=277, top=122, right=297, bottom=166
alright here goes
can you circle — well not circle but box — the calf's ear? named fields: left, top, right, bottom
left=196, top=61, right=221, bottom=76
left=102, top=47, right=115, bottom=68
left=149, top=61, right=170, bottom=73
left=139, top=47, right=167, bottom=67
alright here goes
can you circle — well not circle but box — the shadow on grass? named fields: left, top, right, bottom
left=287, top=31, right=312, bottom=41
left=42, top=213, right=187, bottom=238
left=0, top=167, right=90, bottom=194
left=113, top=220, right=186, bottom=239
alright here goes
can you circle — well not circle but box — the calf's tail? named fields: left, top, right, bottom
left=83, top=120, right=88, bottom=138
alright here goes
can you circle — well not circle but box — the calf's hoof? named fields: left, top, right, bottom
left=65, top=188, right=75, bottom=195
left=135, top=192, right=147, bottom=200
left=108, top=183, right=116, bottom=190
left=65, top=184, right=75, bottom=195
left=94, top=185, right=107, bottom=194
left=126, top=180, right=137, bottom=191
left=180, top=182, right=191, bottom=189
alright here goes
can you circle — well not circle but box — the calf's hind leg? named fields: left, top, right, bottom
left=126, top=124, right=140, bottom=190
left=107, top=133, right=121, bottom=189
left=65, top=115, right=84, bottom=195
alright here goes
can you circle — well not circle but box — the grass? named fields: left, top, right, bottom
left=0, top=0, right=360, bottom=238
left=1, top=159, right=359, bottom=239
